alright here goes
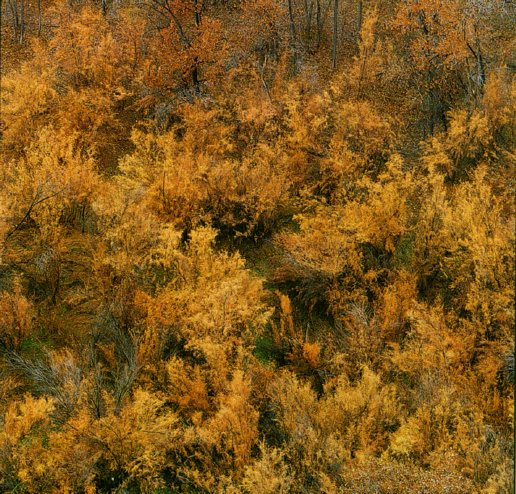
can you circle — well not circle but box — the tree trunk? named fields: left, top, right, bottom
left=332, top=0, right=338, bottom=68
left=192, top=64, right=200, bottom=93
left=357, top=0, right=362, bottom=35
left=316, top=0, right=321, bottom=48
left=303, top=0, right=314, bottom=48
left=37, top=0, right=42, bottom=36
left=192, top=2, right=201, bottom=93
left=19, top=0, right=24, bottom=43
left=288, top=0, right=297, bottom=70
left=8, top=0, right=19, bottom=42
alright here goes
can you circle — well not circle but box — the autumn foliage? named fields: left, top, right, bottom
left=0, top=0, right=514, bottom=492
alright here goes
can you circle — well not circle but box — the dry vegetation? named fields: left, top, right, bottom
left=0, top=0, right=514, bottom=492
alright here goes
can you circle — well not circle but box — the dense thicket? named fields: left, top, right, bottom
left=0, top=0, right=514, bottom=492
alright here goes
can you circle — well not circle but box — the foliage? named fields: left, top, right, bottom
left=0, top=0, right=513, bottom=491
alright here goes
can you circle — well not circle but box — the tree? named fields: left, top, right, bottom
left=143, top=0, right=228, bottom=93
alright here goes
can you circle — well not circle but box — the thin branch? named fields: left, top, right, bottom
left=5, top=189, right=64, bottom=240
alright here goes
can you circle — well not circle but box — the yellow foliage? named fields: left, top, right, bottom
left=165, top=357, right=209, bottom=414
left=389, top=385, right=485, bottom=477
left=342, top=154, right=415, bottom=253
left=118, top=121, right=291, bottom=237
left=0, top=3, right=513, bottom=491
left=320, top=366, right=400, bottom=455
left=414, top=164, right=513, bottom=340
left=446, top=109, right=492, bottom=159
left=2, top=126, right=99, bottom=247
left=324, top=100, right=394, bottom=189
left=0, top=55, right=56, bottom=149
left=377, top=270, right=418, bottom=340
left=482, top=71, right=513, bottom=128
left=390, top=303, right=476, bottom=376
left=49, top=3, right=119, bottom=89
left=240, top=443, right=292, bottom=493
left=0, top=279, right=34, bottom=349
left=145, top=226, right=270, bottom=346
left=269, top=371, right=319, bottom=448
left=1, top=395, right=54, bottom=445
left=302, top=342, right=321, bottom=368
left=78, top=389, right=178, bottom=490
left=277, top=207, right=362, bottom=277
left=201, top=371, right=259, bottom=469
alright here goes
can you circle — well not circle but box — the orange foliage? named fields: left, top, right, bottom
left=0, top=0, right=513, bottom=491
